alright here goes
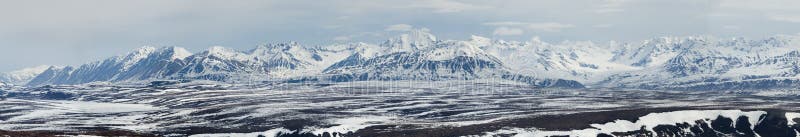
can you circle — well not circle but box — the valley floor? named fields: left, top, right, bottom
left=2, top=80, right=800, bottom=137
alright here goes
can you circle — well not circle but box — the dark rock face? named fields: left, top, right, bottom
left=322, top=52, right=504, bottom=80
left=501, top=74, right=585, bottom=88
left=321, top=51, right=585, bottom=88
left=754, top=110, right=797, bottom=137
left=609, top=110, right=799, bottom=137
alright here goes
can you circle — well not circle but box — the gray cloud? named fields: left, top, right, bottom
left=493, top=27, right=524, bottom=36
left=485, top=22, right=575, bottom=32
left=1, top=0, right=800, bottom=71
left=385, top=24, right=415, bottom=32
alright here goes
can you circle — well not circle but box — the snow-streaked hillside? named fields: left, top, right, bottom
left=176, top=43, right=353, bottom=82
left=599, top=35, right=800, bottom=90
left=322, top=40, right=508, bottom=81
left=28, top=46, right=191, bottom=86
left=473, top=36, right=639, bottom=84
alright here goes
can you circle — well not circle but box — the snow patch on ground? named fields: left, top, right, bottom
left=187, top=116, right=395, bottom=137
left=46, top=100, right=164, bottom=113
left=6, top=99, right=163, bottom=121
left=480, top=110, right=767, bottom=137
left=786, top=112, right=800, bottom=126
left=0, top=99, right=164, bottom=131
left=188, top=128, right=292, bottom=137
left=307, top=116, right=395, bottom=136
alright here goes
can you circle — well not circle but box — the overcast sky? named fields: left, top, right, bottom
left=1, top=0, right=800, bottom=71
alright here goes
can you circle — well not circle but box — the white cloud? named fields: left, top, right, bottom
left=715, top=0, right=800, bottom=23
left=385, top=24, right=414, bottom=31
left=592, top=0, right=629, bottom=14
left=483, top=21, right=528, bottom=26
left=333, top=36, right=351, bottom=41
left=526, top=22, right=575, bottom=32
left=484, top=22, right=575, bottom=32
left=708, top=13, right=737, bottom=18
left=419, top=27, right=432, bottom=32
left=599, top=0, right=629, bottom=7
left=531, top=36, right=545, bottom=44
left=717, top=0, right=800, bottom=11
left=493, top=27, right=524, bottom=36
left=4, top=0, right=800, bottom=71
left=768, top=14, right=800, bottom=23
left=409, top=0, right=490, bottom=13
left=332, top=32, right=383, bottom=42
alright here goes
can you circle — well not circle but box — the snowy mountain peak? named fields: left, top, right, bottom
left=126, top=46, right=157, bottom=60
left=251, top=42, right=307, bottom=56
left=348, top=43, right=382, bottom=58
left=405, top=29, right=437, bottom=42
left=384, top=29, right=438, bottom=53
left=468, top=35, right=493, bottom=47
left=160, top=46, right=192, bottom=60
left=10, top=65, right=54, bottom=75
left=203, top=46, right=248, bottom=59
left=254, top=42, right=302, bottom=51
left=609, top=36, right=708, bottom=67
left=531, top=36, right=547, bottom=45
left=250, top=42, right=317, bottom=64
left=424, top=41, right=492, bottom=61
left=206, top=46, right=234, bottom=53
left=133, top=46, right=157, bottom=54
left=0, top=65, right=55, bottom=85
left=469, top=35, right=490, bottom=41
left=121, top=46, right=159, bottom=70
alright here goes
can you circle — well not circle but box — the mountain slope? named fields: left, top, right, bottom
left=598, top=35, right=800, bottom=90
left=323, top=31, right=505, bottom=80
left=28, top=46, right=192, bottom=86
left=321, top=31, right=584, bottom=88
left=473, top=36, right=638, bottom=84
left=175, top=43, right=353, bottom=82
left=323, top=43, right=507, bottom=81
left=0, top=65, right=54, bottom=85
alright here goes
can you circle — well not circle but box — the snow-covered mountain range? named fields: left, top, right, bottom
left=16, top=30, right=800, bottom=90
left=598, top=36, right=800, bottom=90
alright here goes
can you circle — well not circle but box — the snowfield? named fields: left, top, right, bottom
left=0, top=99, right=163, bottom=131
left=2, top=80, right=800, bottom=137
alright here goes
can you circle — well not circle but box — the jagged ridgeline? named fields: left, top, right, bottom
left=20, top=30, right=800, bottom=90
left=24, top=30, right=583, bottom=88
